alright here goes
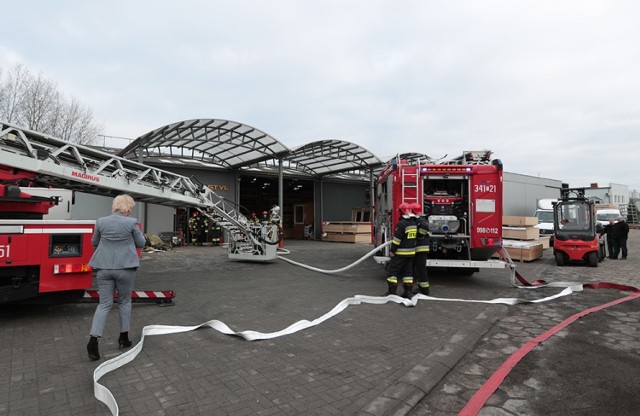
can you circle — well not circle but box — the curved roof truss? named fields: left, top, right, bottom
left=118, top=119, right=290, bottom=169
left=283, top=139, right=384, bottom=177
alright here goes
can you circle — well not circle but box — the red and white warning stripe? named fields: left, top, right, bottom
left=131, top=290, right=175, bottom=299
left=83, top=290, right=176, bottom=300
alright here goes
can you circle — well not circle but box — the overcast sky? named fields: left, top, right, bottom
left=1, top=0, right=639, bottom=192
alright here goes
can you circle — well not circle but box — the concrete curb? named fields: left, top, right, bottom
left=357, top=307, right=506, bottom=416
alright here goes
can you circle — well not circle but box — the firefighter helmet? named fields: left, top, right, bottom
left=398, top=203, right=412, bottom=216
left=410, top=202, right=422, bottom=215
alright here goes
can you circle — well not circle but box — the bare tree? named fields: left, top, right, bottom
left=20, top=71, right=59, bottom=132
left=52, top=96, right=103, bottom=145
left=0, top=64, right=102, bottom=145
left=0, top=64, right=29, bottom=124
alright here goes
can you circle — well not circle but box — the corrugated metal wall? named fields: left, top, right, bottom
left=321, top=181, right=369, bottom=221
left=503, top=172, right=563, bottom=216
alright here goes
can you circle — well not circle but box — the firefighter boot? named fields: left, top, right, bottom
left=402, top=284, right=414, bottom=299
left=384, top=282, right=397, bottom=296
left=419, top=286, right=430, bottom=296
left=87, top=336, right=100, bottom=361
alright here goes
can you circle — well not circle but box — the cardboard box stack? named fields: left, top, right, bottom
left=322, top=221, right=371, bottom=244
left=501, top=216, right=544, bottom=261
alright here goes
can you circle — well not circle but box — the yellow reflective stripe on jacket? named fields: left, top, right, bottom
left=391, top=218, right=418, bottom=254
left=404, top=224, right=417, bottom=239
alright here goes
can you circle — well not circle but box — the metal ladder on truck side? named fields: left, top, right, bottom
left=0, top=121, right=278, bottom=260
left=401, top=164, right=420, bottom=207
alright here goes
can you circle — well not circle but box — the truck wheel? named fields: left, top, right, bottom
left=554, top=251, right=565, bottom=266
left=588, top=252, right=598, bottom=267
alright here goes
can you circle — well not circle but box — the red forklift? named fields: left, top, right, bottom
left=552, top=186, right=604, bottom=267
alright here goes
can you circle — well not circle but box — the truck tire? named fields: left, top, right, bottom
left=588, top=252, right=598, bottom=267
left=554, top=251, right=565, bottom=266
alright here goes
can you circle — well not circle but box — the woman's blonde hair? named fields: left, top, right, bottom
left=112, top=194, right=135, bottom=213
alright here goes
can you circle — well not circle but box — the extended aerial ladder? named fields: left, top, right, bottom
left=0, top=121, right=281, bottom=261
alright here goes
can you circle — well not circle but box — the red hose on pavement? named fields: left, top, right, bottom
left=459, top=281, right=640, bottom=416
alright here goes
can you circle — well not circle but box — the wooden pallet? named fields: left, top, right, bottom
left=322, top=232, right=371, bottom=244
left=501, top=241, right=544, bottom=262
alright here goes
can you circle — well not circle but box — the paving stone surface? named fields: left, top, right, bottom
left=1, top=230, right=638, bottom=415
left=409, top=229, right=640, bottom=416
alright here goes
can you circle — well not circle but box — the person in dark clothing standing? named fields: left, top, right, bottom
left=410, top=202, right=431, bottom=296
left=188, top=211, right=200, bottom=245
left=196, top=214, right=209, bottom=246
left=384, top=203, right=418, bottom=298
left=601, top=218, right=615, bottom=259
left=210, top=215, right=222, bottom=246
left=611, top=215, right=629, bottom=259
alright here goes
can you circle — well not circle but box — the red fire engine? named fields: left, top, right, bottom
left=0, top=169, right=95, bottom=303
left=374, top=150, right=511, bottom=275
left=0, top=121, right=283, bottom=304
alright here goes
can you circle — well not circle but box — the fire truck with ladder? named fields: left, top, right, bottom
left=0, top=121, right=282, bottom=305
left=374, top=150, right=515, bottom=276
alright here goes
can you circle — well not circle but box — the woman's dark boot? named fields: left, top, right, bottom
left=118, top=332, right=132, bottom=348
left=87, top=336, right=100, bottom=361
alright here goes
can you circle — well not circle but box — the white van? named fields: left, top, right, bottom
left=534, top=199, right=556, bottom=242
left=595, top=208, right=621, bottom=226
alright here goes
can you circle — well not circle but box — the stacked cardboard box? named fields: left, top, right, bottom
left=501, top=216, right=543, bottom=261
left=501, top=240, right=544, bottom=262
left=538, top=236, right=551, bottom=249
left=322, top=222, right=371, bottom=244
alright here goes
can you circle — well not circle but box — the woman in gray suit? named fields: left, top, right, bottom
left=86, top=194, right=147, bottom=361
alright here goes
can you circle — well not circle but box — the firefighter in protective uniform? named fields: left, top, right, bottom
left=385, top=202, right=418, bottom=298
left=210, top=214, right=222, bottom=246
left=411, top=202, right=431, bottom=295
left=188, top=211, right=208, bottom=246
left=188, top=211, right=200, bottom=245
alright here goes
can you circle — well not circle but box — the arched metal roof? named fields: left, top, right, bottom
left=282, top=139, right=384, bottom=176
left=118, top=119, right=290, bottom=169
left=117, top=120, right=387, bottom=177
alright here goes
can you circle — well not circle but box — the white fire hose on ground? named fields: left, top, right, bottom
left=93, top=241, right=592, bottom=415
